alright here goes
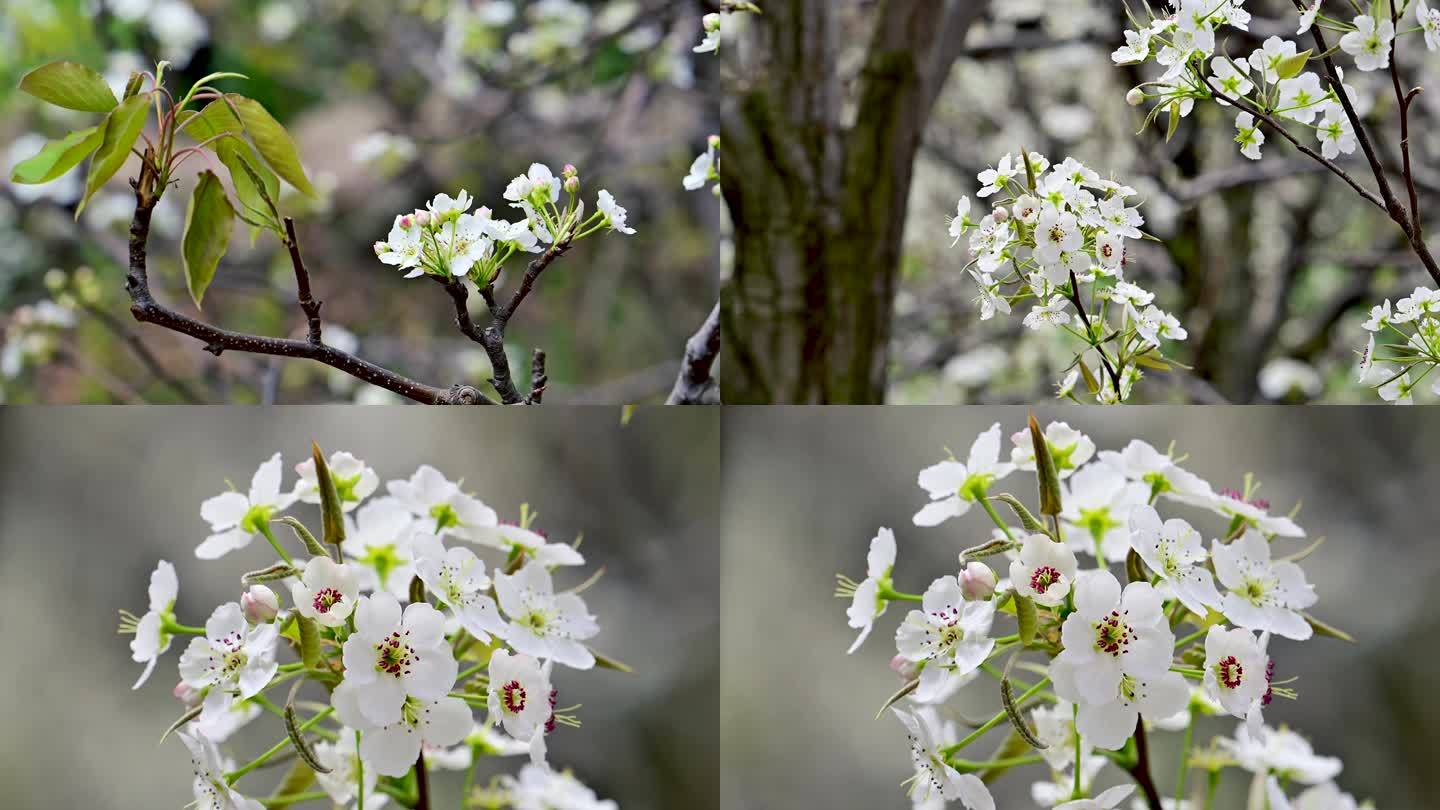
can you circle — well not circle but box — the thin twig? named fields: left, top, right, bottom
left=667, top=302, right=721, bottom=404
left=1129, top=717, right=1164, bottom=810
left=528, top=348, right=547, bottom=404
left=282, top=217, right=323, bottom=345
left=123, top=185, right=491, bottom=404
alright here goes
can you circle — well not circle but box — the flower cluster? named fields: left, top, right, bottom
left=1110, top=1, right=1438, bottom=163
left=1357, top=285, right=1440, bottom=403
left=120, top=444, right=619, bottom=809
left=947, top=152, right=1186, bottom=403
left=374, top=163, right=634, bottom=287
left=837, top=419, right=1368, bottom=810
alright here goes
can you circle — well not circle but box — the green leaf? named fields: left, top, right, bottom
left=182, top=100, right=280, bottom=239
left=297, top=616, right=321, bottom=669
left=1126, top=548, right=1148, bottom=583
left=274, top=516, right=327, bottom=557
left=1165, top=102, right=1182, bottom=143
left=228, top=94, right=316, bottom=197
left=1028, top=413, right=1062, bottom=517
left=873, top=677, right=919, bottom=720
left=1016, top=594, right=1038, bottom=645
left=1077, top=359, right=1101, bottom=394
left=10, top=125, right=103, bottom=184
left=311, top=442, right=346, bottom=545
left=1001, top=678, right=1046, bottom=750
left=77, top=93, right=152, bottom=217
left=181, top=171, right=235, bottom=308
left=1276, top=49, right=1312, bottom=81
left=590, top=648, right=634, bottom=673
left=988, top=493, right=1047, bottom=535
left=1304, top=613, right=1355, bottom=643
left=1133, top=353, right=1172, bottom=371
left=18, top=60, right=118, bottom=112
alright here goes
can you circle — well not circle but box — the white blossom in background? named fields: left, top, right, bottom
left=196, top=452, right=297, bottom=559
left=913, top=422, right=1014, bottom=526
left=835, top=420, right=1369, bottom=808
left=120, top=448, right=619, bottom=807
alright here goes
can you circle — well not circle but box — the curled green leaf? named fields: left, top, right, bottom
left=1001, top=678, right=1047, bottom=750
left=987, top=493, right=1047, bottom=535
left=1028, top=413, right=1062, bottom=517
left=297, top=616, right=321, bottom=670
left=1015, top=594, right=1037, bottom=645
left=284, top=703, right=331, bottom=773
left=874, top=677, right=920, bottom=721
left=243, top=562, right=301, bottom=584
left=274, top=516, right=327, bottom=558
left=311, top=442, right=346, bottom=545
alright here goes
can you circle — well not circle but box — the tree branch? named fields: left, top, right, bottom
left=123, top=185, right=492, bottom=404
left=1128, top=717, right=1164, bottom=810
left=667, top=301, right=721, bottom=404
left=282, top=217, right=323, bottom=345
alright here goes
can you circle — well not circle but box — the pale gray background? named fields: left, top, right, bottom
left=721, top=406, right=1440, bottom=809
left=0, top=406, right=719, bottom=810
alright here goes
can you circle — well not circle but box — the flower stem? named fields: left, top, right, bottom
left=258, top=523, right=295, bottom=565
left=1175, top=707, right=1196, bottom=806
left=941, top=676, right=1051, bottom=756
left=1204, top=770, right=1220, bottom=810
left=414, top=749, right=431, bottom=810
left=1127, top=717, right=1163, bottom=810
left=227, top=707, right=334, bottom=784
left=979, top=496, right=1017, bottom=543
left=262, top=791, right=328, bottom=808
left=1174, top=627, right=1208, bottom=649
left=948, top=753, right=1045, bottom=771
left=356, top=730, right=365, bottom=810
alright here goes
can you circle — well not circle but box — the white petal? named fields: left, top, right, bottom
left=420, top=697, right=473, bottom=747
left=200, top=491, right=250, bottom=529
left=913, top=497, right=966, bottom=526
left=362, top=724, right=423, bottom=778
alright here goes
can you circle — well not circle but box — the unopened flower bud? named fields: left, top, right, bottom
left=242, top=584, right=279, bottom=624
left=477, top=206, right=492, bottom=220
left=992, top=206, right=1009, bottom=223
left=44, top=268, right=66, bottom=293
left=1126, top=87, right=1145, bottom=107
left=959, top=561, right=997, bottom=601
left=563, top=164, right=578, bottom=178
left=564, top=176, right=580, bottom=193
left=173, top=681, right=202, bottom=708
left=707, top=134, right=720, bottom=148
left=889, top=655, right=920, bottom=682
left=399, top=214, right=415, bottom=229
left=414, top=211, right=432, bottom=227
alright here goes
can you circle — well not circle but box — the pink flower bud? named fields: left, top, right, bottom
left=563, top=164, right=578, bottom=178
left=564, top=176, right=580, bottom=193
left=992, top=206, right=1010, bottom=223
left=958, top=561, right=997, bottom=601
left=242, top=584, right=279, bottom=624
left=173, top=681, right=202, bottom=708
left=889, top=655, right=920, bottom=682
left=477, top=206, right=492, bottom=219
left=399, top=214, right=415, bottom=229
left=707, top=134, right=720, bottom=148
left=415, top=211, right=432, bottom=227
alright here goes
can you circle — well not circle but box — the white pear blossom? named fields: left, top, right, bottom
left=1249, top=37, right=1298, bottom=83
left=1112, top=28, right=1151, bottom=64
left=462, top=520, right=585, bottom=567
left=895, top=576, right=996, bottom=702
left=913, top=423, right=1015, bottom=526
left=387, top=465, right=499, bottom=539
left=1056, top=786, right=1136, bottom=810
left=1061, top=461, right=1148, bottom=562
left=1220, top=723, right=1342, bottom=784
left=313, top=729, right=385, bottom=810
left=1317, top=105, right=1356, bottom=160
left=1050, top=572, right=1186, bottom=749
left=949, top=197, right=973, bottom=246
left=1210, top=56, right=1253, bottom=103
left=977, top=154, right=1020, bottom=197
left=343, top=496, right=419, bottom=598
left=503, top=763, right=618, bottom=810
left=694, top=12, right=720, bottom=53
left=336, top=593, right=457, bottom=727
left=893, top=707, right=996, bottom=810
left=505, top=164, right=560, bottom=206
left=486, top=649, right=554, bottom=743
left=1009, top=534, right=1079, bottom=608
left=290, top=556, right=361, bottom=628
left=1127, top=506, right=1221, bottom=616
left=1130, top=304, right=1189, bottom=347
left=1235, top=112, right=1265, bottom=160
left=1297, top=1, right=1322, bottom=35
left=332, top=685, right=472, bottom=778
left=1339, top=16, right=1394, bottom=72
left=1211, top=532, right=1317, bottom=639
left=1035, top=208, right=1083, bottom=267
left=1420, top=0, right=1440, bottom=50
left=196, top=452, right=297, bottom=559
left=595, top=189, right=636, bottom=235
left=1277, top=73, right=1326, bottom=124
left=411, top=532, right=509, bottom=643
left=495, top=562, right=599, bottom=669
left=179, top=731, right=265, bottom=810
left=1009, top=421, right=1094, bottom=478
left=1175, top=487, right=1305, bottom=537
left=178, top=602, right=280, bottom=712
left=427, top=189, right=473, bottom=218
left=1024, top=297, right=1073, bottom=330
left=128, top=560, right=178, bottom=689
left=1202, top=625, right=1268, bottom=720
left=684, top=140, right=717, bottom=192
left=845, top=527, right=896, bottom=654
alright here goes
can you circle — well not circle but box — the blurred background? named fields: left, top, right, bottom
left=0, top=0, right=718, bottom=404
left=722, top=1, right=1440, bottom=403
left=721, top=406, right=1440, bottom=808
left=0, top=406, right=720, bottom=809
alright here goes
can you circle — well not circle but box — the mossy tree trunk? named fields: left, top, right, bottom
left=721, top=0, right=987, bottom=403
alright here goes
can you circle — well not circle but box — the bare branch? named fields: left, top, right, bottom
left=282, top=217, right=323, bottom=345
left=667, top=302, right=721, bottom=404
